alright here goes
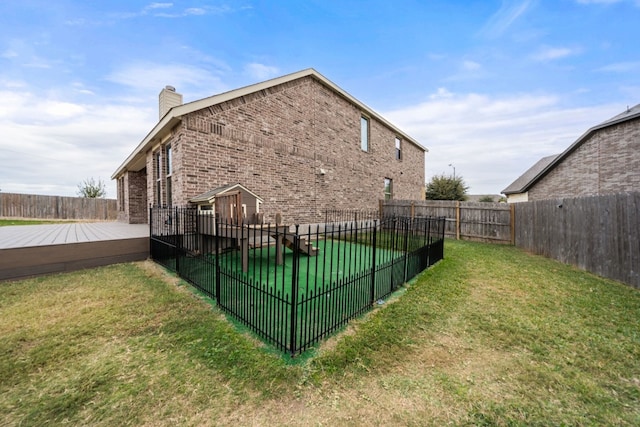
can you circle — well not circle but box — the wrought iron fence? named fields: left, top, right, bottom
left=150, top=207, right=445, bottom=356
left=324, top=208, right=380, bottom=224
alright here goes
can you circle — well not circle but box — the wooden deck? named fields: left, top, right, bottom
left=0, top=222, right=149, bottom=282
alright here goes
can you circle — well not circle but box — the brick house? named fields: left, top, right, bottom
left=502, top=104, right=640, bottom=203
left=112, top=68, right=426, bottom=224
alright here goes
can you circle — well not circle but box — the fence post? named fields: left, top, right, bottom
left=370, top=219, right=378, bottom=304
left=403, top=218, right=410, bottom=284
left=174, top=207, right=180, bottom=273
left=214, top=215, right=221, bottom=304
left=289, top=225, right=300, bottom=356
left=455, top=201, right=461, bottom=240
left=510, top=203, right=516, bottom=245
left=148, top=206, right=153, bottom=258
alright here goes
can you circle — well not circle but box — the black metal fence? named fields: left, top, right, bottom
left=150, top=207, right=445, bottom=356
left=324, top=208, right=380, bottom=224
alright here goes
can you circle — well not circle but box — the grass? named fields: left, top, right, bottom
left=2, top=240, right=640, bottom=425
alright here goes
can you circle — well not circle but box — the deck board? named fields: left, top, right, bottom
left=0, top=222, right=150, bottom=281
left=0, top=222, right=148, bottom=249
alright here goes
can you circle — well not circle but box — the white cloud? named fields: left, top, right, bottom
left=112, top=2, right=232, bottom=19
left=575, top=0, right=622, bottom=4
left=1, top=49, right=18, bottom=58
left=383, top=89, right=622, bottom=194
left=479, top=0, right=535, bottom=38
left=145, top=2, right=173, bottom=10
left=106, top=62, right=228, bottom=98
left=0, top=89, right=156, bottom=197
left=575, top=0, right=640, bottom=5
left=531, top=46, right=578, bottom=61
left=244, top=63, right=280, bottom=80
left=596, top=61, right=640, bottom=72
left=462, top=60, right=482, bottom=71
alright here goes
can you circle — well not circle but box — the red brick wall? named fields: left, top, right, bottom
left=529, top=117, right=640, bottom=200
left=144, top=75, right=425, bottom=224
left=118, top=169, right=148, bottom=223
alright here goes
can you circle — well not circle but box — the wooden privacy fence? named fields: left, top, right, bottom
left=382, top=200, right=514, bottom=244
left=0, top=192, right=117, bottom=221
left=515, top=192, right=640, bottom=289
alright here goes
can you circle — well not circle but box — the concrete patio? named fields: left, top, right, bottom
left=0, top=222, right=150, bottom=281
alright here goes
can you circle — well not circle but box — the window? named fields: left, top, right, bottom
left=165, top=144, right=172, bottom=207
left=118, top=177, right=125, bottom=211
left=360, top=116, right=369, bottom=152
left=153, top=151, right=162, bottom=206
left=384, top=178, right=393, bottom=200
left=395, top=137, right=402, bottom=160
left=166, top=144, right=172, bottom=175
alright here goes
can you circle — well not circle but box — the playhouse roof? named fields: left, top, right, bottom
left=189, top=183, right=263, bottom=204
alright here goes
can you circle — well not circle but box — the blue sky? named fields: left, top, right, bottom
left=1, top=0, right=639, bottom=198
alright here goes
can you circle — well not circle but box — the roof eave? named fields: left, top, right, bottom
left=112, top=68, right=427, bottom=180
left=518, top=110, right=640, bottom=193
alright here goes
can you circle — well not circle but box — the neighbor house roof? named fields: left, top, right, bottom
left=502, top=154, right=559, bottom=195
left=112, top=68, right=426, bottom=179
left=502, top=103, right=640, bottom=195
left=189, top=183, right=263, bottom=204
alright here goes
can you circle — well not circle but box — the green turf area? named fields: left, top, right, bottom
left=215, top=238, right=402, bottom=295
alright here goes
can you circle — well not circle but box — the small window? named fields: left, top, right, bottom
left=360, top=116, right=369, bottom=152
left=165, top=144, right=172, bottom=207
left=384, top=178, right=393, bottom=200
left=154, top=151, right=162, bottom=206
left=118, top=177, right=125, bottom=211
left=395, top=137, right=402, bottom=160
left=166, top=144, right=172, bottom=176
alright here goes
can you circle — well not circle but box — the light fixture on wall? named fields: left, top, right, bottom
left=319, top=168, right=326, bottom=175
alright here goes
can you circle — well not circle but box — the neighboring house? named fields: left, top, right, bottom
left=502, top=155, right=559, bottom=203
left=502, top=104, right=640, bottom=203
left=112, top=68, right=426, bottom=224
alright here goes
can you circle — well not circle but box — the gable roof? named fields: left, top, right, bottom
left=502, top=103, right=640, bottom=195
left=112, top=68, right=426, bottom=179
left=189, top=183, right=263, bottom=204
left=502, top=154, right=559, bottom=194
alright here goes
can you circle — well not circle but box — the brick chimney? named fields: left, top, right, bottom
left=158, top=85, right=183, bottom=119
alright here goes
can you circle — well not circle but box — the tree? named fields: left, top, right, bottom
left=77, top=177, right=107, bottom=198
left=478, top=195, right=495, bottom=203
left=425, top=174, right=468, bottom=201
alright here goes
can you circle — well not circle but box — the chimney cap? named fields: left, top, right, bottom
left=165, top=85, right=176, bottom=92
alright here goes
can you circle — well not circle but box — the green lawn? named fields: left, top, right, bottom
left=1, top=240, right=639, bottom=426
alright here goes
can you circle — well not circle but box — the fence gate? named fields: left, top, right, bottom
left=215, top=191, right=242, bottom=224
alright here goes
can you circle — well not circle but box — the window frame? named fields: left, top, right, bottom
left=165, top=144, right=172, bottom=207
left=384, top=177, right=393, bottom=200
left=360, top=116, right=370, bottom=152
left=395, top=137, right=402, bottom=161
left=153, top=150, right=162, bottom=206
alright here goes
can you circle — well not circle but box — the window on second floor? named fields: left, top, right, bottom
left=395, top=137, right=402, bottom=160
left=360, top=116, right=369, bottom=152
